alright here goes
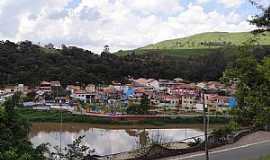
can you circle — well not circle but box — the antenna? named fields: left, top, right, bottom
left=60, top=104, right=63, bottom=157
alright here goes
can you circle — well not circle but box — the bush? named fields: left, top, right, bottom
left=211, top=121, right=240, bottom=138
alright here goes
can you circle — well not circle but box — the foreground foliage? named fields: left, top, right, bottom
left=0, top=97, right=97, bottom=160
left=0, top=99, right=46, bottom=160
left=223, top=43, right=270, bottom=127
left=222, top=2, right=270, bottom=128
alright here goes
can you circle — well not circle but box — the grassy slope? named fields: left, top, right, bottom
left=142, top=32, right=270, bottom=49
left=257, top=155, right=270, bottom=160
left=115, top=32, right=270, bottom=57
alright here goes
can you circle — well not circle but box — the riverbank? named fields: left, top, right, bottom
left=18, top=109, right=231, bottom=126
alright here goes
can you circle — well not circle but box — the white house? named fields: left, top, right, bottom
left=85, top=84, right=96, bottom=93
left=71, top=91, right=96, bottom=103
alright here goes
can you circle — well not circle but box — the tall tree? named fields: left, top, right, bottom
left=140, top=93, right=150, bottom=114
left=0, top=97, right=46, bottom=160
left=249, top=1, right=270, bottom=32
left=222, top=40, right=270, bottom=127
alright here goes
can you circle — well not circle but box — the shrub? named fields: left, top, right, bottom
left=211, top=121, right=240, bottom=138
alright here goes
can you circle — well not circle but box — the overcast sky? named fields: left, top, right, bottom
left=0, top=0, right=269, bottom=53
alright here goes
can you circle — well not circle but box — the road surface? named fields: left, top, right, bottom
left=160, top=131, right=270, bottom=160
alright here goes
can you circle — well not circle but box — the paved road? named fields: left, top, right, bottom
left=163, top=140, right=270, bottom=160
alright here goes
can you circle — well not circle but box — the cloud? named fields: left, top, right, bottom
left=166, top=4, right=253, bottom=37
left=0, top=0, right=255, bottom=53
left=197, top=0, right=244, bottom=8
left=218, top=0, right=243, bottom=8
left=258, top=0, right=270, bottom=7
left=196, top=0, right=211, bottom=4
left=124, top=0, right=183, bottom=16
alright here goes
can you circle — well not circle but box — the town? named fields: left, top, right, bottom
left=0, top=78, right=237, bottom=118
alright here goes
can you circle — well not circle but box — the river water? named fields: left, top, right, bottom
left=30, top=123, right=221, bottom=156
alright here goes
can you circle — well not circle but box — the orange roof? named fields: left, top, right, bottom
left=135, top=78, right=148, bottom=84
left=135, top=87, right=145, bottom=93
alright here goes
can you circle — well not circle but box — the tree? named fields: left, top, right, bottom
left=222, top=2, right=270, bottom=127
left=126, top=103, right=141, bottom=115
left=51, top=136, right=96, bottom=160
left=126, top=94, right=150, bottom=115
left=140, top=94, right=150, bottom=114
left=0, top=96, right=98, bottom=160
left=249, top=1, right=270, bottom=32
left=0, top=97, right=47, bottom=160
left=222, top=41, right=270, bottom=127
left=1, top=38, right=262, bottom=86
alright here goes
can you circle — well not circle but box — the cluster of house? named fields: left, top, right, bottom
left=0, top=78, right=237, bottom=114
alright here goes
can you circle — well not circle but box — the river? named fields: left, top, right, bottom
left=30, top=123, right=222, bottom=156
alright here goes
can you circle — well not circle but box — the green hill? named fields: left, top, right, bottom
left=115, top=32, right=270, bottom=57
left=141, top=32, right=270, bottom=49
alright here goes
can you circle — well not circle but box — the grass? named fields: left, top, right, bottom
left=248, top=155, right=270, bottom=160
left=115, top=32, right=270, bottom=57
left=17, top=108, right=114, bottom=124
left=141, top=32, right=270, bottom=50
left=258, top=155, right=270, bottom=160
left=17, top=108, right=230, bottom=125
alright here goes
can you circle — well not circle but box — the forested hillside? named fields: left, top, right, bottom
left=0, top=40, right=269, bottom=86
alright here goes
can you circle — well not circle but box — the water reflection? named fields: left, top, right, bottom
left=30, top=123, right=218, bottom=155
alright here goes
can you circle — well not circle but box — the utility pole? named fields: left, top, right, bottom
left=202, top=89, right=209, bottom=160
left=57, top=86, right=62, bottom=158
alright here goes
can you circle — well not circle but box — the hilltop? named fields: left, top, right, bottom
left=115, top=32, right=270, bottom=57
left=141, top=32, right=270, bottom=49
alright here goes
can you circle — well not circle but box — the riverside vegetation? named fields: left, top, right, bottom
left=17, top=108, right=230, bottom=125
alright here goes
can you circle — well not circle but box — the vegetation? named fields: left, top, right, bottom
left=222, top=2, right=270, bottom=128
left=249, top=1, right=270, bottom=32
left=127, top=94, right=150, bottom=115
left=51, top=135, right=96, bottom=160
left=1, top=35, right=270, bottom=86
left=0, top=98, right=47, bottom=160
left=257, top=155, right=270, bottom=160
left=1, top=1, right=269, bottom=159
left=17, top=108, right=230, bottom=125
left=115, top=32, right=270, bottom=58
left=211, top=121, right=240, bottom=138
left=115, top=48, right=219, bottom=57
left=140, top=32, right=270, bottom=50
left=0, top=96, right=99, bottom=160
left=222, top=41, right=270, bottom=127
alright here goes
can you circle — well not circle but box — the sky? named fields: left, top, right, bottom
left=0, top=0, right=269, bottom=53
